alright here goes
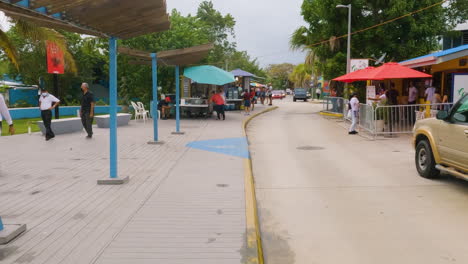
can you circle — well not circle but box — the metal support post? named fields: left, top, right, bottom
left=109, top=37, right=118, bottom=179
left=97, top=37, right=129, bottom=185
left=148, top=53, right=164, bottom=144
left=172, top=65, right=184, bottom=135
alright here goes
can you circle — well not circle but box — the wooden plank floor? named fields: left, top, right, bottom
left=0, top=110, right=255, bottom=264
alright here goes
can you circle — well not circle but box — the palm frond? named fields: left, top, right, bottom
left=290, top=26, right=310, bottom=51
left=15, top=20, right=77, bottom=74
left=0, top=29, right=19, bottom=70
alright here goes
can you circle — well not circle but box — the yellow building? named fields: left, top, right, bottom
left=400, top=44, right=468, bottom=103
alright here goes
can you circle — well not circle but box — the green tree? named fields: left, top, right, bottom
left=289, top=63, right=312, bottom=88
left=266, top=63, right=295, bottom=89
left=1, top=19, right=76, bottom=73
left=291, top=0, right=468, bottom=82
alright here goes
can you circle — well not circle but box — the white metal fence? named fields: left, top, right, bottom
left=372, top=103, right=454, bottom=136
left=322, top=96, right=347, bottom=116
left=323, top=97, right=454, bottom=137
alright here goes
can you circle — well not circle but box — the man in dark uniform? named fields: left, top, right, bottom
left=80, top=83, right=95, bottom=139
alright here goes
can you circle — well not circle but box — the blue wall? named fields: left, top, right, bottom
left=9, top=89, right=39, bottom=106
left=10, top=106, right=122, bottom=120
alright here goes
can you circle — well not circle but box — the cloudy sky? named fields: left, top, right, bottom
left=167, top=0, right=307, bottom=67
left=0, top=0, right=307, bottom=68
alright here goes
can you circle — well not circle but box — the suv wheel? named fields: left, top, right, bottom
left=293, top=98, right=296, bottom=102
left=415, top=140, right=440, bottom=179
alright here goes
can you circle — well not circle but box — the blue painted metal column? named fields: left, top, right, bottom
left=175, top=66, right=181, bottom=133
left=109, top=37, right=118, bottom=178
left=151, top=53, right=159, bottom=141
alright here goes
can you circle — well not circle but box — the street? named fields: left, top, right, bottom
left=248, top=97, right=468, bottom=264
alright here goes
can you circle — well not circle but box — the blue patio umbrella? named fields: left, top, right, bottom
left=184, top=65, right=235, bottom=86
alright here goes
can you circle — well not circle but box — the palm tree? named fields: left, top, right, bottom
left=289, top=64, right=311, bottom=88
left=290, top=26, right=322, bottom=86
left=0, top=19, right=76, bottom=73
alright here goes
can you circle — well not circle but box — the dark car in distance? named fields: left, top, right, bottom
left=293, top=88, right=308, bottom=102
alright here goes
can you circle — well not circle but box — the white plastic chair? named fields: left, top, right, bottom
left=137, top=102, right=150, bottom=122
left=131, top=101, right=142, bottom=120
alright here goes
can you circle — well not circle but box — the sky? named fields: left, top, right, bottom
left=167, top=0, right=307, bottom=68
left=0, top=0, right=307, bottom=68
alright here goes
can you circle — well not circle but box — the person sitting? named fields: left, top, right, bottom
left=159, top=96, right=171, bottom=120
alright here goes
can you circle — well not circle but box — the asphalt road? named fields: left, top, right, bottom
left=248, top=97, right=468, bottom=264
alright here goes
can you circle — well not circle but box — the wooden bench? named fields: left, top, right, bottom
left=94, top=113, right=132, bottom=128
left=37, top=117, right=83, bottom=135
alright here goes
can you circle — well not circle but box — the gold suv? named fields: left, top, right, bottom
left=413, top=94, right=468, bottom=179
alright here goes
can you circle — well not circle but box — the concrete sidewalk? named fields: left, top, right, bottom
left=0, top=106, right=269, bottom=264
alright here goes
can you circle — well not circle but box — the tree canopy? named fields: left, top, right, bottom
left=0, top=1, right=265, bottom=106
left=291, top=0, right=468, bottom=81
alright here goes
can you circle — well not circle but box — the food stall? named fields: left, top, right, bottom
left=400, top=44, right=468, bottom=103
left=182, top=65, right=235, bottom=117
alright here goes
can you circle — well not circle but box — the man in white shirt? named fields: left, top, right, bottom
left=425, top=85, right=436, bottom=104
left=408, top=82, right=418, bottom=104
left=39, top=88, right=60, bottom=141
left=349, top=93, right=359, bottom=135
left=0, top=93, right=15, bottom=135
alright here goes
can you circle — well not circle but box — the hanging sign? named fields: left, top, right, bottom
left=46, top=41, right=64, bottom=74
left=350, top=59, right=369, bottom=73
left=366, top=86, right=376, bottom=105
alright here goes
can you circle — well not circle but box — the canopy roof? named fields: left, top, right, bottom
left=400, top=44, right=468, bottom=68
left=184, top=65, right=235, bottom=86
left=118, top=43, right=214, bottom=66
left=231, top=68, right=255, bottom=77
left=0, top=0, right=170, bottom=39
left=333, top=63, right=432, bottom=83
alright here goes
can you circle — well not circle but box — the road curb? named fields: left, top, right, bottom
left=319, top=111, right=343, bottom=118
left=242, top=106, right=278, bottom=264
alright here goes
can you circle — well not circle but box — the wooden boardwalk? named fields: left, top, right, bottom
left=0, top=109, right=258, bottom=264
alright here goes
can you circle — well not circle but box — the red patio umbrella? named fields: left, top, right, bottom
left=333, top=67, right=380, bottom=83
left=333, top=63, right=431, bottom=83
left=367, top=62, right=432, bottom=79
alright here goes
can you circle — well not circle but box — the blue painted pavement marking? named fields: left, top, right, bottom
left=186, top=137, right=250, bottom=159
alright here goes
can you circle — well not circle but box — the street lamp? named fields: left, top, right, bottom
left=336, top=4, right=352, bottom=96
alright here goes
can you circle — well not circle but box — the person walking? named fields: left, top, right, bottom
left=260, top=87, right=266, bottom=105
left=0, top=93, right=15, bottom=136
left=315, top=87, right=321, bottom=100
left=267, top=85, right=273, bottom=106
left=80, top=83, right=95, bottom=139
left=250, top=87, right=256, bottom=111
left=38, top=88, right=60, bottom=141
left=348, top=93, right=359, bottom=135
left=242, top=89, right=251, bottom=115
left=212, top=88, right=226, bottom=120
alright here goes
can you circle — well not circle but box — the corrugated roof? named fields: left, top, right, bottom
left=400, top=44, right=468, bottom=64
left=230, top=69, right=255, bottom=77
left=0, top=0, right=170, bottom=39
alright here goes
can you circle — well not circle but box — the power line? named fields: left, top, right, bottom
left=308, top=0, right=449, bottom=48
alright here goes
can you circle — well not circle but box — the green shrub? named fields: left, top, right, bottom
left=95, top=99, right=107, bottom=106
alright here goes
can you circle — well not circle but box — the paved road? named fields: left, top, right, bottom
left=248, top=97, right=468, bottom=264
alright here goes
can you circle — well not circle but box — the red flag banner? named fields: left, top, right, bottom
left=46, top=41, right=64, bottom=74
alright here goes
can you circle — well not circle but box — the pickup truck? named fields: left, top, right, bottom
left=413, top=94, right=468, bottom=179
